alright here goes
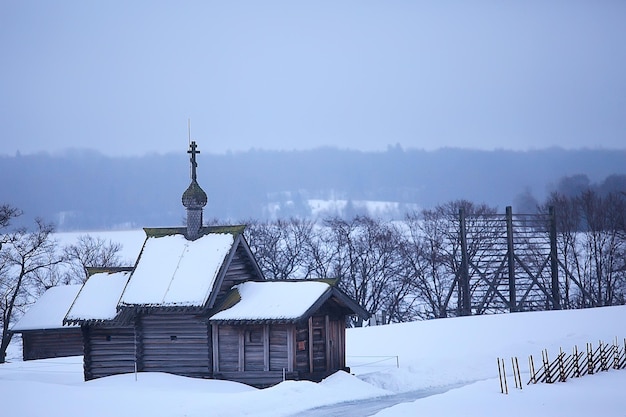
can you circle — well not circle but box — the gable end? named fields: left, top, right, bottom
left=206, top=234, right=265, bottom=310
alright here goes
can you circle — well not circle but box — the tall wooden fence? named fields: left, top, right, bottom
left=457, top=206, right=565, bottom=315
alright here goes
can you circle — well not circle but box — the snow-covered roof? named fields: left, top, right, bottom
left=64, top=270, right=132, bottom=323
left=210, top=281, right=332, bottom=322
left=119, top=232, right=235, bottom=307
left=11, top=285, right=82, bottom=331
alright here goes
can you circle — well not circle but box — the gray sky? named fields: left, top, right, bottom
left=1, top=1, right=625, bottom=156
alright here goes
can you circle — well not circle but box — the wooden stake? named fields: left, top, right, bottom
left=498, top=358, right=504, bottom=394
left=513, top=357, right=522, bottom=390
left=573, top=345, right=580, bottom=378
left=502, top=359, right=509, bottom=394
left=542, top=349, right=552, bottom=383
left=511, top=357, right=518, bottom=389
left=528, top=355, right=536, bottom=384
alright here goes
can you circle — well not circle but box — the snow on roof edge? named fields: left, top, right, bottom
left=11, top=285, right=82, bottom=331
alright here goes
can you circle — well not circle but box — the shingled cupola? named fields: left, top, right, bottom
left=181, top=141, right=208, bottom=240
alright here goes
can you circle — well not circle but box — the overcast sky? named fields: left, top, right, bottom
left=1, top=1, right=625, bottom=156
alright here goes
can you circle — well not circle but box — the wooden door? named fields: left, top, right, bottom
left=310, top=316, right=326, bottom=373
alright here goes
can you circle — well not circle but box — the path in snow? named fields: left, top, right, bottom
left=290, top=383, right=469, bottom=417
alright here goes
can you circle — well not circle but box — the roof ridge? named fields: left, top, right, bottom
left=143, top=225, right=247, bottom=238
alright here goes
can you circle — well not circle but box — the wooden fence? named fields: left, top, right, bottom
left=497, top=338, right=626, bottom=394
left=528, top=339, right=626, bottom=384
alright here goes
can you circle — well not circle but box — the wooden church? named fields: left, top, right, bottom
left=62, top=141, right=369, bottom=387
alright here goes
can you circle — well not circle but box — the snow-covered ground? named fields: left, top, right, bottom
left=3, top=304, right=625, bottom=416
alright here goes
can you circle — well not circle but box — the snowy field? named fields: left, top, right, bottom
left=3, top=304, right=626, bottom=417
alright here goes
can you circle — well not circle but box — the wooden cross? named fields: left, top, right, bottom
left=188, top=141, right=200, bottom=181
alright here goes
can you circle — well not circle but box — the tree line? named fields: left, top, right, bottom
left=243, top=185, right=626, bottom=323
left=1, top=180, right=625, bottom=361
left=3, top=148, right=625, bottom=230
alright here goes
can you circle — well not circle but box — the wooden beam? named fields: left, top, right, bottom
left=339, top=319, right=345, bottom=369
left=287, top=327, right=294, bottom=373
left=459, top=207, right=471, bottom=315
left=506, top=206, right=517, bottom=312
left=308, top=317, right=313, bottom=373
left=238, top=329, right=244, bottom=372
left=211, top=324, right=219, bottom=373
left=325, top=315, right=331, bottom=371
left=263, top=324, right=269, bottom=372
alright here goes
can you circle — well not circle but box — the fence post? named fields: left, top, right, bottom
left=512, top=357, right=522, bottom=390
left=511, top=357, right=517, bottom=389
left=459, top=208, right=471, bottom=316
left=587, top=343, right=594, bottom=375
left=543, top=349, right=552, bottom=383
left=506, top=206, right=517, bottom=312
left=528, top=355, right=536, bottom=384
left=558, top=348, right=565, bottom=382
left=573, top=345, right=580, bottom=378
left=498, top=358, right=505, bottom=394
left=501, top=358, right=508, bottom=394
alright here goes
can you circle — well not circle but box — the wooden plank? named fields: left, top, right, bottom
left=325, top=315, right=331, bottom=371
left=238, top=329, right=244, bottom=372
left=212, top=324, right=219, bottom=373
left=269, top=325, right=289, bottom=372
left=243, top=325, right=264, bottom=371
left=308, top=317, right=314, bottom=373
left=263, top=324, right=269, bottom=372
left=286, top=327, right=294, bottom=373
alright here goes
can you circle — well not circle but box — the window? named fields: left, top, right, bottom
left=170, top=335, right=178, bottom=341
left=246, top=328, right=263, bottom=345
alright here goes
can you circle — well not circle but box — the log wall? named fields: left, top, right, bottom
left=83, top=325, right=136, bottom=380
left=20, top=329, right=83, bottom=361
left=139, top=312, right=210, bottom=378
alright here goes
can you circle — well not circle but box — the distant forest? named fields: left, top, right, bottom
left=1, top=147, right=625, bottom=231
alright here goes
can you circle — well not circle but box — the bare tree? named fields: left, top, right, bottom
left=403, top=209, right=452, bottom=319
left=542, top=192, right=582, bottom=308
left=401, top=201, right=499, bottom=318
left=0, top=217, right=62, bottom=363
left=0, top=204, right=22, bottom=231
left=61, top=235, right=124, bottom=284
left=544, top=190, right=626, bottom=308
left=245, top=218, right=316, bottom=279
left=323, top=215, right=404, bottom=326
left=301, top=222, right=337, bottom=279
left=578, top=190, right=626, bottom=306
